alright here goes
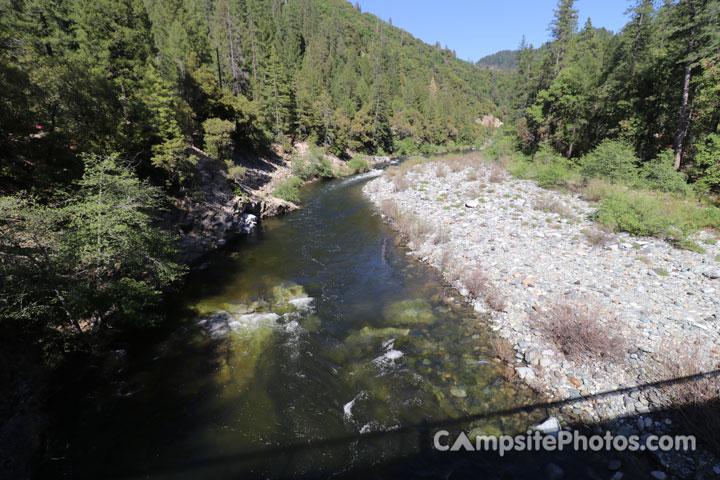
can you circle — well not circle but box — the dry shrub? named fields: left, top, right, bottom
left=435, top=164, right=447, bottom=178
left=485, top=287, right=507, bottom=312
left=501, top=365, right=516, bottom=380
left=533, top=195, right=573, bottom=217
left=393, top=176, right=410, bottom=192
left=582, top=227, right=614, bottom=247
left=580, top=178, right=614, bottom=202
left=534, top=297, right=627, bottom=361
left=488, top=167, right=507, bottom=183
left=649, top=342, right=720, bottom=455
left=463, top=267, right=506, bottom=312
left=380, top=199, right=431, bottom=244
left=491, top=337, right=515, bottom=364
left=432, top=226, right=449, bottom=245
left=380, top=198, right=401, bottom=220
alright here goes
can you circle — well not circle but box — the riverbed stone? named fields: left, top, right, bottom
left=384, top=298, right=437, bottom=325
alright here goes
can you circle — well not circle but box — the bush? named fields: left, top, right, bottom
left=273, top=176, right=303, bottom=203
left=580, top=178, right=614, bottom=202
left=535, top=161, right=574, bottom=188
left=226, top=164, right=247, bottom=183
left=462, top=267, right=506, bottom=312
left=535, top=297, right=627, bottom=361
left=291, top=147, right=334, bottom=180
left=640, top=150, right=693, bottom=197
left=595, top=188, right=720, bottom=245
left=347, top=156, right=369, bottom=174
left=579, top=139, right=639, bottom=184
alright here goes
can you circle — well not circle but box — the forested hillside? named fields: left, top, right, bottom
left=0, top=0, right=511, bottom=196
left=477, top=49, right=518, bottom=72
left=507, top=0, right=720, bottom=192
left=0, top=0, right=514, bottom=366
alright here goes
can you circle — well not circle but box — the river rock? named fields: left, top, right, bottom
left=534, top=417, right=560, bottom=434
left=198, top=313, right=231, bottom=338
left=450, top=387, right=467, bottom=398
left=650, top=471, right=667, bottom=480
left=465, top=199, right=480, bottom=208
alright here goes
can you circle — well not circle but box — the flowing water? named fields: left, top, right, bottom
left=42, top=164, right=651, bottom=479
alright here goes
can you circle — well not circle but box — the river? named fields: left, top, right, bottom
left=40, top=161, right=650, bottom=479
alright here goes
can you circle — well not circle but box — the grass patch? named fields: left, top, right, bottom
left=654, top=268, right=669, bottom=276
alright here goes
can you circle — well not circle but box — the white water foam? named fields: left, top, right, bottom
left=227, top=313, right=280, bottom=333
left=343, top=390, right=369, bottom=424
left=371, top=339, right=403, bottom=372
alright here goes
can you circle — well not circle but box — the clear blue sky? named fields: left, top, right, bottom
left=355, top=0, right=632, bottom=61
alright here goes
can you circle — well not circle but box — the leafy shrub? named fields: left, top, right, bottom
left=579, top=139, right=639, bottom=184
left=596, top=188, right=720, bottom=245
left=640, top=150, right=693, bottom=197
left=535, top=161, right=574, bottom=188
left=273, top=176, right=303, bottom=203
left=226, top=164, right=247, bottom=183
left=291, top=147, right=334, bottom=180
left=347, top=156, right=369, bottom=174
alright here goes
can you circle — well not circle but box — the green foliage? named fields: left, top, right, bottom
left=202, top=118, right=235, bottom=161
left=273, top=176, right=303, bottom=203
left=639, top=150, right=693, bottom=197
left=579, top=139, right=639, bottom=184
left=0, top=154, right=184, bottom=345
left=692, top=134, right=720, bottom=193
left=226, top=165, right=247, bottom=183
left=595, top=188, right=720, bottom=246
left=291, top=147, right=334, bottom=181
left=346, top=156, right=370, bottom=174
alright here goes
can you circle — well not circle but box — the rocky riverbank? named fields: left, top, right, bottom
left=363, top=155, right=720, bottom=476
left=170, top=145, right=388, bottom=264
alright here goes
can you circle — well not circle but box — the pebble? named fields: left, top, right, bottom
left=650, top=471, right=667, bottom=480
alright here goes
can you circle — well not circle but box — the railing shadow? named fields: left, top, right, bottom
left=110, top=369, right=720, bottom=479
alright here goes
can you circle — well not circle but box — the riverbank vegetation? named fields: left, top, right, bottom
left=477, top=0, right=720, bottom=248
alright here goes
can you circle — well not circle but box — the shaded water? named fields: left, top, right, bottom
left=42, top=166, right=651, bottom=479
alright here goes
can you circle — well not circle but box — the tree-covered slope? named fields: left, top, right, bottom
left=507, top=0, right=720, bottom=192
left=0, top=0, right=512, bottom=195
left=477, top=49, right=518, bottom=72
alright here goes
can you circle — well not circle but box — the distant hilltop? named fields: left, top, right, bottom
left=476, top=49, right=517, bottom=72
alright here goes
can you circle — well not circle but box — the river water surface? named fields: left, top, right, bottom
left=42, top=163, right=650, bottom=479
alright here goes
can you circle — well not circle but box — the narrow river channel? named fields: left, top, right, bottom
left=41, top=162, right=651, bottom=479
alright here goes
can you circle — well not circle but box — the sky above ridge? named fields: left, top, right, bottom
left=354, top=0, right=632, bottom=61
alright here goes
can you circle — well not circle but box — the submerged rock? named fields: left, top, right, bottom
left=345, top=326, right=411, bottom=344
left=198, top=313, right=231, bottom=339
left=450, top=387, right=468, bottom=398
left=384, top=298, right=437, bottom=325
left=271, top=283, right=308, bottom=305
